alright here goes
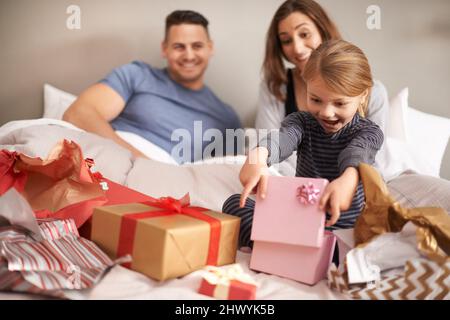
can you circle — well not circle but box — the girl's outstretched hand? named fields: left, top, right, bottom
left=319, top=167, right=359, bottom=227
left=239, top=147, right=270, bottom=208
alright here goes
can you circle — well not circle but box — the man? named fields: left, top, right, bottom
left=63, top=10, right=241, bottom=162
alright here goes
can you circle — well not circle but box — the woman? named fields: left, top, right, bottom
left=255, top=0, right=388, bottom=175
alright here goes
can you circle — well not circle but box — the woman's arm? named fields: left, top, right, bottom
left=255, top=80, right=285, bottom=130
left=366, top=80, right=389, bottom=134
left=255, top=80, right=298, bottom=176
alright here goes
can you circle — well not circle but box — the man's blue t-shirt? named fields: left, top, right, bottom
left=100, top=61, right=242, bottom=163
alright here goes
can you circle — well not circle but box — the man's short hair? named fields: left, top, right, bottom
left=165, top=10, right=209, bottom=40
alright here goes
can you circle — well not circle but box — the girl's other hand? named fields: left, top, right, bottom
left=239, top=147, right=269, bottom=208
left=319, top=167, right=359, bottom=227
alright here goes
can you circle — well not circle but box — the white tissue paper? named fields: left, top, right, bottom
left=0, top=188, right=43, bottom=240
left=345, top=222, right=421, bottom=284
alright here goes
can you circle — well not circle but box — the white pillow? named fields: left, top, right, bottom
left=384, top=87, right=450, bottom=178
left=386, top=87, right=409, bottom=142
left=43, top=83, right=77, bottom=120
left=387, top=173, right=450, bottom=214
left=116, top=130, right=179, bottom=165
left=406, top=107, right=450, bottom=177
left=377, top=136, right=436, bottom=181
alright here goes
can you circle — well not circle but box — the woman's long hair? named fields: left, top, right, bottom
left=263, top=0, right=341, bottom=102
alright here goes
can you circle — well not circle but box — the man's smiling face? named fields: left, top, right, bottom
left=162, top=24, right=213, bottom=90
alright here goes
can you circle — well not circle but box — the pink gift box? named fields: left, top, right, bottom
left=250, top=231, right=336, bottom=285
left=249, top=176, right=336, bottom=285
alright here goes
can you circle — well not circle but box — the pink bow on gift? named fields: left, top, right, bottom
left=297, top=182, right=320, bottom=205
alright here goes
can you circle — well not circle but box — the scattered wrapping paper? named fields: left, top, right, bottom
left=0, top=189, right=125, bottom=298
left=332, top=228, right=354, bottom=267
left=0, top=140, right=107, bottom=228
left=345, top=223, right=422, bottom=284
left=328, top=258, right=450, bottom=300
left=354, top=163, right=450, bottom=262
left=90, top=193, right=240, bottom=281
left=198, top=264, right=258, bottom=300
left=0, top=186, right=42, bottom=239
left=0, top=149, right=27, bottom=195
left=327, top=163, right=450, bottom=299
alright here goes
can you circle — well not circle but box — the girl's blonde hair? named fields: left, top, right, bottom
left=302, top=40, right=373, bottom=117
left=263, top=0, right=341, bottom=102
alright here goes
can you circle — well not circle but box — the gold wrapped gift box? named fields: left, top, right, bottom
left=91, top=201, right=240, bottom=281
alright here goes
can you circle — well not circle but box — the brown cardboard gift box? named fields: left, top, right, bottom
left=90, top=195, right=240, bottom=281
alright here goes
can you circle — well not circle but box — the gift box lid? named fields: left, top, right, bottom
left=251, top=176, right=328, bottom=248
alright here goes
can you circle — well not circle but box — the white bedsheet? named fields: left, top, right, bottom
left=69, top=251, right=345, bottom=300
left=0, top=251, right=345, bottom=300
left=0, top=119, right=345, bottom=300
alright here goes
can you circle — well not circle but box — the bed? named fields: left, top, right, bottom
left=0, top=119, right=347, bottom=300
left=0, top=85, right=449, bottom=300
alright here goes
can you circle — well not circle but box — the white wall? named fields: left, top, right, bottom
left=0, top=0, right=449, bottom=176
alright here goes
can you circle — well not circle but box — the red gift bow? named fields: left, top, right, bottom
left=117, top=193, right=221, bottom=269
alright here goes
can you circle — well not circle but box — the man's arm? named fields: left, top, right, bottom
left=63, top=83, right=147, bottom=158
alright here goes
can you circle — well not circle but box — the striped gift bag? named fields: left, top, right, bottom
left=0, top=219, right=126, bottom=298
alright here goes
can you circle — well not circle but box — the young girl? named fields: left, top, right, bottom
left=223, top=40, right=384, bottom=250
left=256, top=0, right=389, bottom=177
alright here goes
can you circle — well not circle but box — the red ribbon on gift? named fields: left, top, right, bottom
left=199, top=279, right=256, bottom=300
left=117, top=193, right=221, bottom=269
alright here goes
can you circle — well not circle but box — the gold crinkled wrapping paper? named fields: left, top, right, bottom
left=354, top=163, right=450, bottom=263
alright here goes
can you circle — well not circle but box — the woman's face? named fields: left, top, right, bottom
left=278, top=12, right=323, bottom=72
